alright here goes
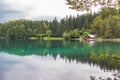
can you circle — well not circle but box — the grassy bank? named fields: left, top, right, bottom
left=44, top=37, right=64, bottom=40
left=1, top=37, right=120, bottom=42
left=28, top=37, right=64, bottom=40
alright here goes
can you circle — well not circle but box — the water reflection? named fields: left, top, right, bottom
left=0, top=40, right=120, bottom=80
left=0, top=40, right=120, bottom=54
left=0, top=53, right=115, bottom=80
left=88, top=41, right=96, bottom=47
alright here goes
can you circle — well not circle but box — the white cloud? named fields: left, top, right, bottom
left=2, top=0, right=82, bottom=19
left=0, top=53, right=114, bottom=80
left=0, top=0, right=101, bottom=22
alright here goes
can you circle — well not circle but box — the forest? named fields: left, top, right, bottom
left=0, top=8, right=120, bottom=40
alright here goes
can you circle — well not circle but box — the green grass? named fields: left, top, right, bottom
left=28, top=37, right=38, bottom=40
left=44, top=37, right=64, bottom=40
left=28, top=37, right=64, bottom=40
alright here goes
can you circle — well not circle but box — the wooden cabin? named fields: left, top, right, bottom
left=84, top=34, right=96, bottom=41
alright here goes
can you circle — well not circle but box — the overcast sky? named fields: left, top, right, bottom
left=0, top=0, right=101, bottom=22
left=0, top=0, right=87, bottom=22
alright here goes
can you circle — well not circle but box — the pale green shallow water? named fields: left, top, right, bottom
left=0, top=40, right=120, bottom=80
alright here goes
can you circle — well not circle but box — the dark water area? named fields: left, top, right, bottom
left=0, top=40, right=120, bottom=80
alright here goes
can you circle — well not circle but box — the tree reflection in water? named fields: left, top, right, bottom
left=90, top=53, right=120, bottom=80
left=0, top=40, right=120, bottom=80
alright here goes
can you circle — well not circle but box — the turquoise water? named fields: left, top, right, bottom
left=0, top=40, right=120, bottom=80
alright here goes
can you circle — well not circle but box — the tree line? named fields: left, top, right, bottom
left=0, top=8, right=120, bottom=39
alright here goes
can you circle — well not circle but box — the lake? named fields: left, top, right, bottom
left=0, top=40, right=120, bottom=80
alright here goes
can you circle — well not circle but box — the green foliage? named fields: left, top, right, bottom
left=0, top=19, right=49, bottom=39
left=26, top=28, right=33, bottom=37
left=62, top=31, right=71, bottom=40
left=90, top=53, right=120, bottom=70
left=66, top=0, right=119, bottom=12
left=79, top=28, right=90, bottom=37
left=6, top=24, right=25, bottom=39
left=91, top=14, right=120, bottom=38
left=0, top=8, right=120, bottom=39
left=70, top=29, right=80, bottom=38
left=37, top=33, right=45, bottom=40
left=46, top=30, right=52, bottom=40
left=46, top=30, right=52, bottom=37
left=49, top=17, right=58, bottom=37
left=82, top=31, right=89, bottom=38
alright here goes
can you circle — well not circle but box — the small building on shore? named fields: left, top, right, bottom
left=84, top=34, right=96, bottom=41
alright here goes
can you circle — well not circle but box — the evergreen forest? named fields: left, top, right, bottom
left=0, top=8, right=120, bottom=40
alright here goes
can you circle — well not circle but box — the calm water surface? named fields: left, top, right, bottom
left=0, top=40, right=120, bottom=80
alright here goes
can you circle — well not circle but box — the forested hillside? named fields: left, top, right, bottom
left=0, top=8, right=120, bottom=39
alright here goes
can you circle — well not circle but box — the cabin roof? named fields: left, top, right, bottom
left=88, top=34, right=95, bottom=38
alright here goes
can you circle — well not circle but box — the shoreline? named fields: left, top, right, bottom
left=70, top=38, right=120, bottom=42
left=97, top=38, right=120, bottom=42
left=0, top=37, right=120, bottom=42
